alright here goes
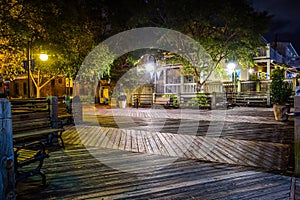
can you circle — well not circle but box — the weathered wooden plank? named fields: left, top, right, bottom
left=118, top=129, right=127, bottom=151
left=0, top=99, right=15, bottom=200
left=103, top=128, right=116, bottom=149
left=16, top=145, right=295, bottom=200
left=135, top=129, right=145, bottom=153
left=130, top=130, right=139, bottom=153
left=155, top=132, right=178, bottom=157
left=152, top=132, right=170, bottom=156
left=124, top=129, right=132, bottom=152
left=141, top=130, right=154, bottom=154
left=168, top=133, right=197, bottom=159
left=93, top=127, right=109, bottom=147
left=112, top=128, right=122, bottom=149
left=79, top=126, right=99, bottom=147
left=63, top=124, right=290, bottom=171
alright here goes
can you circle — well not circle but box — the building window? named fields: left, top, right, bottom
left=23, top=83, right=27, bottom=95
left=58, top=78, right=62, bottom=84
left=14, top=83, right=19, bottom=96
left=166, top=68, right=181, bottom=84
left=184, top=75, right=194, bottom=83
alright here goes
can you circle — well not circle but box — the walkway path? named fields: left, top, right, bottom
left=16, top=106, right=299, bottom=199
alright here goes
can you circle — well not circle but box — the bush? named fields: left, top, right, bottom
left=270, top=68, right=292, bottom=105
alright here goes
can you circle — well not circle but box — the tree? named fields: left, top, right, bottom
left=0, top=0, right=65, bottom=96
left=116, top=0, right=272, bottom=92
left=0, top=0, right=102, bottom=97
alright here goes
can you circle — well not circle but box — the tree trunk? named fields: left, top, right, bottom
left=36, top=87, right=41, bottom=98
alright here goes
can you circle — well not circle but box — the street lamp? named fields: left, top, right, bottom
left=145, top=55, right=157, bottom=93
left=39, top=53, right=48, bottom=61
left=227, top=62, right=237, bottom=93
left=25, top=41, right=48, bottom=98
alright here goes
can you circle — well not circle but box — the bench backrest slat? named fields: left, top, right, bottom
left=12, top=112, right=51, bottom=133
left=10, top=99, right=52, bottom=140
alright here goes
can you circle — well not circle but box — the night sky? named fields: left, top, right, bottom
left=252, top=0, right=300, bottom=54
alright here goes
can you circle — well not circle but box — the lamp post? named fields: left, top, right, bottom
left=25, top=41, right=48, bottom=98
left=26, top=41, right=30, bottom=98
left=227, top=62, right=237, bottom=93
left=145, top=55, right=157, bottom=93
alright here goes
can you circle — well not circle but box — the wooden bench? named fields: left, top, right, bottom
left=133, top=94, right=153, bottom=108
left=58, top=97, right=74, bottom=125
left=154, top=97, right=171, bottom=108
left=236, top=96, right=268, bottom=107
left=11, top=99, right=65, bottom=185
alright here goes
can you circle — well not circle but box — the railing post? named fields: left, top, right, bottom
left=267, top=92, right=271, bottom=107
left=48, top=96, right=58, bottom=128
left=211, top=92, right=216, bottom=110
left=65, top=95, right=71, bottom=113
left=72, top=96, right=82, bottom=124
left=0, top=98, right=16, bottom=200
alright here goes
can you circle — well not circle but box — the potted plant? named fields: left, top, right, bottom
left=270, top=68, right=292, bottom=121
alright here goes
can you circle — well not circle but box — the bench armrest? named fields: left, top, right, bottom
left=51, top=120, right=64, bottom=129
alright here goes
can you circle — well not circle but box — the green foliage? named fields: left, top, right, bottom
left=270, top=68, right=292, bottom=105
left=162, top=94, right=178, bottom=106
left=249, top=73, right=258, bottom=81
left=195, top=93, right=210, bottom=107
left=0, top=0, right=272, bottom=95
left=185, top=93, right=210, bottom=107
left=124, top=0, right=271, bottom=86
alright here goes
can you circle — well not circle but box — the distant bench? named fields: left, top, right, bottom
left=58, top=96, right=74, bottom=125
left=10, top=98, right=65, bottom=185
left=153, top=96, right=178, bottom=108
left=235, top=95, right=268, bottom=107
left=154, top=97, right=171, bottom=108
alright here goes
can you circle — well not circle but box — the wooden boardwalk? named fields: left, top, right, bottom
left=17, top=146, right=295, bottom=200
left=63, top=125, right=291, bottom=171
left=15, top=107, right=300, bottom=199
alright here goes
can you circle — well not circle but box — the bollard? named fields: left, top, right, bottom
left=48, top=96, right=59, bottom=128
left=0, top=98, right=16, bottom=200
left=72, top=96, right=82, bottom=124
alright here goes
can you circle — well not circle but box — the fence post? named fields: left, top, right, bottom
left=0, top=98, right=16, bottom=200
left=48, top=96, right=58, bottom=128
left=211, top=92, right=216, bottom=110
left=295, top=95, right=300, bottom=177
left=72, top=96, right=82, bottom=124
left=267, top=92, right=271, bottom=107
left=65, top=95, right=71, bottom=113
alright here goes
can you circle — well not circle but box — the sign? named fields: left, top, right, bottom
left=65, top=78, right=73, bottom=87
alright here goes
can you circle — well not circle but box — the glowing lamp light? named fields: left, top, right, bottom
left=39, top=53, right=48, bottom=61
left=227, top=62, right=236, bottom=73
left=145, top=63, right=155, bottom=72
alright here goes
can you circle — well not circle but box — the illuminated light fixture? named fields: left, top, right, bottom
left=39, top=53, right=48, bottom=61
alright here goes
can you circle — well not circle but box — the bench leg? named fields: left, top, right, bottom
left=14, top=142, right=49, bottom=186
left=48, top=132, right=64, bottom=148
left=68, top=116, right=75, bottom=125
left=15, top=161, right=48, bottom=186
left=57, top=131, right=65, bottom=148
